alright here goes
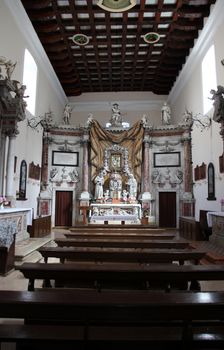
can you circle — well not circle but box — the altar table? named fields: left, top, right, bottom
left=207, top=212, right=224, bottom=248
left=89, top=203, right=141, bottom=224
left=0, top=207, right=33, bottom=241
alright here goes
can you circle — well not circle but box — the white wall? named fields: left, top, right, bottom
left=0, top=0, right=67, bottom=217
left=168, top=0, right=224, bottom=220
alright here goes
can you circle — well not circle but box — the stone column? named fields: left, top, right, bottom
left=142, top=137, right=150, bottom=193
left=141, top=135, right=152, bottom=222
left=0, top=133, right=6, bottom=194
left=6, top=133, right=16, bottom=198
left=80, top=135, right=91, bottom=202
left=41, top=131, right=49, bottom=190
left=82, top=140, right=89, bottom=194
left=183, top=133, right=192, bottom=193
left=181, top=130, right=194, bottom=217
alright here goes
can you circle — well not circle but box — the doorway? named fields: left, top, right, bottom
left=55, top=191, right=73, bottom=226
left=159, top=192, right=176, bottom=228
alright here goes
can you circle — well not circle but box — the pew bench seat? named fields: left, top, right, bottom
left=1, top=290, right=224, bottom=349
left=38, top=246, right=206, bottom=265
left=56, top=238, right=189, bottom=249
left=19, top=262, right=224, bottom=292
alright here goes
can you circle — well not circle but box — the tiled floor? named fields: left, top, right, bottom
left=1, top=228, right=224, bottom=292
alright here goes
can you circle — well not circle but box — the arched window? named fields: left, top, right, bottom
left=207, top=162, right=216, bottom=200
left=22, top=49, right=37, bottom=115
left=19, top=160, right=27, bottom=200
left=202, top=45, right=217, bottom=115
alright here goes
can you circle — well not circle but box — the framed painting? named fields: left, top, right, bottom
left=154, top=152, right=181, bottom=168
left=110, top=153, right=122, bottom=171
left=52, top=151, right=79, bottom=167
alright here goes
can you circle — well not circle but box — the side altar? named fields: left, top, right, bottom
left=89, top=203, right=141, bottom=224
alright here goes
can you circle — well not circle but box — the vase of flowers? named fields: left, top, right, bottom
left=0, top=196, right=7, bottom=209
left=221, top=199, right=224, bottom=212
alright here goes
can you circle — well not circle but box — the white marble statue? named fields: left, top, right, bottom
left=122, top=189, right=128, bottom=202
left=94, top=169, right=105, bottom=199
left=110, top=103, right=122, bottom=126
left=161, top=102, right=171, bottom=125
left=126, top=173, right=137, bottom=199
left=63, top=103, right=72, bottom=124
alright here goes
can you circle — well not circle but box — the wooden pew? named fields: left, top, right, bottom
left=19, top=260, right=221, bottom=292
left=64, top=232, right=176, bottom=240
left=38, top=246, right=205, bottom=265
left=1, top=289, right=224, bottom=348
left=56, top=237, right=189, bottom=249
left=28, top=215, right=51, bottom=238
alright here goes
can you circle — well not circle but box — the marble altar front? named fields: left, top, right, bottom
left=0, top=208, right=33, bottom=241
left=89, top=203, right=141, bottom=224
left=207, top=212, right=224, bottom=247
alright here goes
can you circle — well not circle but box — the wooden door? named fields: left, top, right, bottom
left=159, top=192, right=176, bottom=228
left=55, top=191, right=73, bottom=226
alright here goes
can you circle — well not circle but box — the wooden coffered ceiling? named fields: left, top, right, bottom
left=21, top=0, right=216, bottom=97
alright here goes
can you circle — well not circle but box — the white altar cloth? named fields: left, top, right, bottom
left=207, top=212, right=224, bottom=227
left=89, top=203, right=141, bottom=223
left=0, top=208, right=33, bottom=241
left=0, top=208, right=33, bottom=225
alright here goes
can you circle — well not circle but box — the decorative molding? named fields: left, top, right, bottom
left=168, top=0, right=224, bottom=104
left=68, top=100, right=166, bottom=112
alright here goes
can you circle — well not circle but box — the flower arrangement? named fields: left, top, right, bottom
left=0, top=196, right=8, bottom=208
left=221, top=198, right=224, bottom=211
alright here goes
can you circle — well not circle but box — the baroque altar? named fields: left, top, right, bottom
left=89, top=203, right=141, bottom=224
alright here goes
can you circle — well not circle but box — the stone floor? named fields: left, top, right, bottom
left=1, top=228, right=224, bottom=292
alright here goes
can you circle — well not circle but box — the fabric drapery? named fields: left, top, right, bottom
left=89, top=119, right=144, bottom=183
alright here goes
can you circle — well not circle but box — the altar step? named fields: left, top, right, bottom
left=14, top=237, right=52, bottom=267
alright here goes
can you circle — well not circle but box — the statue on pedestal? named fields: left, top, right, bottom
left=210, top=86, right=224, bottom=122
left=109, top=172, right=122, bottom=200
left=126, top=173, right=137, bottom=200
left=161, top=102, right=171, bottom=125
left=63, top=103, right=72, bottom=125
left=94, top=169, right=105, bottom=200
left=110, top=103, right=123, bottom=127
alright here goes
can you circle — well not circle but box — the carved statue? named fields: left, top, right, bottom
left=109, top=172, right=122, bottom=199
left=0, top=58, right=17, bottom=80
left=209, top=86, right=224, bottom=122
left=86, top=113, right=93, bottom=127
left=63, top=103, right=72, bottom=124
left=69, top=169, right=79, bottom=182
left=126, top=173, right=137, bottom=199
left=94, top=169, right=105, bottom=199
left=161, top=102, right=171, bottom=125
left=110, top=103, right=123, bottom=126
left=141, top=114, right=148, bottom=127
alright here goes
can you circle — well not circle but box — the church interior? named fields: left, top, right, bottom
left=1, top=0, right=224, bottom=348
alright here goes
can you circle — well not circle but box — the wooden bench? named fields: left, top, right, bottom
left=0, top=234, right=16, bottom=275
left=65, top=232, right=176, bottom=240
left=19, top=261, right=222, bottom=292
left=38, top=246, right=205, bottom=265
left=56, top=237, right=189, bottom=249
left=1, top=289, right=224, bottom=348
left=28, top=215, right=51, bottom=238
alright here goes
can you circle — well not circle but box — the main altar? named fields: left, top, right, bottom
left=85, top=110, right=145, bottom=225
left=89, top=203, right=141, bottom=224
